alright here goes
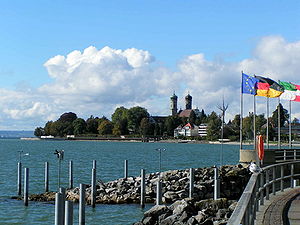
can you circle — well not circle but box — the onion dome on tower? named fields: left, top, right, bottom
left=185, top=93, right=192, bottom=110
left=170, top=92, right=178, bottom=116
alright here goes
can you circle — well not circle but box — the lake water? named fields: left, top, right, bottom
left=0, top=139, right=240, bottom=224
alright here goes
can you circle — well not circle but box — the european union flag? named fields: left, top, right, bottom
left=242, top=73, right=258, bottom=95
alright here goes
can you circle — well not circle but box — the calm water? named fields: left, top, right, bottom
left=0, top=139, right=239, bottom=225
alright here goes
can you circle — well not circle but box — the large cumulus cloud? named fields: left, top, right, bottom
left=1, top=36, right=300, bottom=129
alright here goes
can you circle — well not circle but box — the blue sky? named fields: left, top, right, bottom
left=0, top=1, right=300, bottom=130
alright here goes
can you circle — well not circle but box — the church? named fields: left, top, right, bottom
left=170, top=92, right=201, bottom=118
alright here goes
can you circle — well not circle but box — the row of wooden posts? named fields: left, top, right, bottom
left=17, top=160, right=221, bottom=225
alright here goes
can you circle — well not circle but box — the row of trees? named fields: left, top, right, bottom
left=34, top=103, right=299, bottom=141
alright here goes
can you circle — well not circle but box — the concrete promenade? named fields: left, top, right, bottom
left=255, top=187, right=300, bottom=225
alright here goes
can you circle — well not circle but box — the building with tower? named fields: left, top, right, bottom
left=170, top=93, right=201, bottom=118
left=170, top=92, right=178, bottom=116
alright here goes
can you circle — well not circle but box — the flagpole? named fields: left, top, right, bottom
left=240, top=71, right=243, bottom=150
left=289, top=100, right=292, bottom=149
left=253, top=95, right=256, bottom=151
left=278, top=98, right=281, bottom=149
left=267, top=97, right=269, bottom=149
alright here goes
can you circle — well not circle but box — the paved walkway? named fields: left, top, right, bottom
left=255, top=187, right=300, bottom=225
left=288, top=194, right=300, bottom=225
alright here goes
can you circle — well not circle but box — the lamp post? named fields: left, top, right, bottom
left=54, top=150, right=64, bottom=189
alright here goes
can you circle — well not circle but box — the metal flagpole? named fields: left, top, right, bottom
left=240, top=72, right=243, bottom=150
left=253, top=95, right=256, bottom=151
left=278, top=99, right=281, bottom=149
left=267, top=97, right=269, bottom=149
left=289, top=100, right=292, bottom=149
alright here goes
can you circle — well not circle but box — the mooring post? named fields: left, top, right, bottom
left=140, top=169, right=145, bottom=208
left=91, top=168, right=96, bottom=208
left=124, top=160, right=128, bottom=178
left=45, top=162, right=49, bottom=192
left=55, top=192, right=63, bottom=225
left=59, top=187, right=66, bottom=225
left=24, top=168, right=29, bottom=206
left=79, top=183, right=85, bottom=225
left=93, top=160, right=96, bottom=170
left=65, top=200, right=73, bottom=225
left=189, top=168, right=194, bottom=198
left=214, top=166, right=220, bottom=200
left=156, top=180, right=162, bottom=205
left=17, top=162, right=22, bottom=195
left=69, top=161, right=73, bottom=189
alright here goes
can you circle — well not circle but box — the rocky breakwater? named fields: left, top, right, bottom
left=28, top=164, right=250, bottom=206
left=134, top=198, right=237, bottom=225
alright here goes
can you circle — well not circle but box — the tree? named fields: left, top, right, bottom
left=271, top=103, right=289, bottom=128
left=206, top=111, right=222, bottom=141
left=112, top=123, right=122, bottom=136
left=58, top=112, right=77, bottom=123
left=140, top=118, right=153, bottom=136
left=127, top=106, right=149, bottom=134
left=86, top=115, right=99, bottom=134
left=44, top=121, right=53, bottom=135
left=34, top=127, right=45, bottom=137
left=98, top=120, right=113, bottom=135
left=164, top=116, right=181, bottom=136
left=112, top=107, right=129, bottom=134
left=72, top=118, right=87, bottom=135
left=188, top=110, right=196, bottom=124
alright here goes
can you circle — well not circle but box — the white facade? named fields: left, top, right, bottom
left=174, top=123, right=208, bottom=137
left=174, top=123, right=199, bottom=137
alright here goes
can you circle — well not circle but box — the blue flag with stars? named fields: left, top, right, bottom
left=242, top=73, right=258, bottom=95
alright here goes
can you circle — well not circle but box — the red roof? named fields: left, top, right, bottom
left=178, top=109, right=192, bottom=117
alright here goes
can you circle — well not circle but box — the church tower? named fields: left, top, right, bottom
left=170, top=92, right=178, bottom=116
left=185, top=93, right=192, bottom=110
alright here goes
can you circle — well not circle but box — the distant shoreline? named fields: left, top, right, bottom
left=19, top=137, right=300, bottom=146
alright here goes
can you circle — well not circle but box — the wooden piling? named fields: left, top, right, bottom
left=59, top=187, right=66, bottom=224
left=156, top=180, right=162, bottom=205
left=45, top=162, right=49, bottom=192
left=69, top=161, right=73, bottom=189
left=92, top=160, right=96, bottom=170
left=140, top=169, right=145, bottom=208
left=124, top=160, right=128, bottom=178
left=17, top=162, right=22, bottom=195
left=214, top=166, right=220, bottom=200
left=55, top=192, right=63, bottom=225
left=65, top=200, right=73, bottom=225
left=79, top=184, right=85, bottom=225
left=91, top=168, right=96, bottom=208
left=24, top=168, right=29, bottom=206
left=189, top=168, right=194, bottom=198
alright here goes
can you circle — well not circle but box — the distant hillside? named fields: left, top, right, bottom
left=0, top=130, right=34, bottom=138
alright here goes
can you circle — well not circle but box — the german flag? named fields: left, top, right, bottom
left=255, top=76, right=284, bottom=98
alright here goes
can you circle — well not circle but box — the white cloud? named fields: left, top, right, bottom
left=1, top=36, right=300, bottom=129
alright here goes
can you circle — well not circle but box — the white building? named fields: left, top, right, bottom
left=198, top=124, right=208, bottom=137
left=174, top=123, right=199, bottom=137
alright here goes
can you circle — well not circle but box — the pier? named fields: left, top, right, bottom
left=228, top=148, right=300, bottom=225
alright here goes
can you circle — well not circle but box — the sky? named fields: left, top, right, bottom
left=0, top=0, right=300, bottom=130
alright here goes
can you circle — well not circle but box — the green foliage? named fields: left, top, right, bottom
left=73, top=118, right=87, bottom=135
left=271, top=103, right=289, bottom=128
left=127, top=106, right=149, bottom=133
left=86, top=115, right=99, bottom=134
left=206, top=111, right=221, bottom=141
left=34, top=127, right=45, bottom=137
left=164, top=116, right=181, bottom=136
left=111, top=107, right=129, bottom=135
left=58, top=112, right=77, bottom=123
left=188, top=110, right=196, bottom=124
left=98, top=120, right=113, bottom=135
